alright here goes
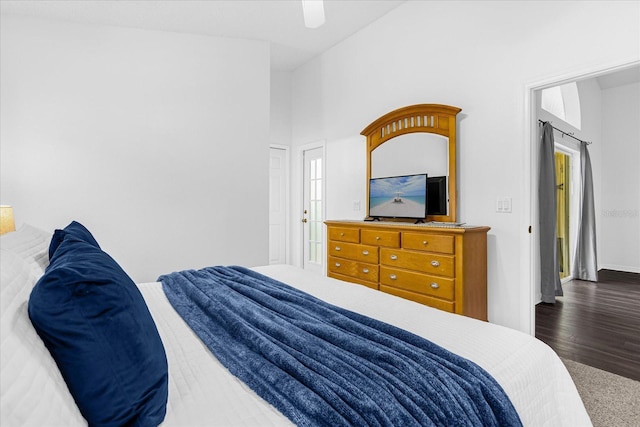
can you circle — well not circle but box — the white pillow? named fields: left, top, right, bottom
left=0, top=224, right=51, bottom=277
left=1, top=225, right=86, bottom=426
left=1, top=224, right=51, bottom=319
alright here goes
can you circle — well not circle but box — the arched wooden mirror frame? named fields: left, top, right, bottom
left=361, top=104, right=462, bottom=223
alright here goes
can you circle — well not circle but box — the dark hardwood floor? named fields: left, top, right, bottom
left=535, top=269, right=640, bottom=381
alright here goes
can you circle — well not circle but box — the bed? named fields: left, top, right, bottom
left=1, top=223, right=592, bottom=426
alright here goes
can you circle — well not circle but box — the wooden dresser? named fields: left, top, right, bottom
left=326, top=220, right=490, bottom=321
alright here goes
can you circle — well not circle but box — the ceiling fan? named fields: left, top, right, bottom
left=302, top=0, right=325, bottom=29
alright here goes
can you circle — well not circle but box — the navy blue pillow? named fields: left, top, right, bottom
left=48, top=220, right=101, bottom=259
left=29, top=225, right=168, bottom=427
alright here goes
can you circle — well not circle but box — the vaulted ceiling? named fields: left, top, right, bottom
left=0, top=0, right=407, bottom=71
left=2, top=1, right=637, bottom=85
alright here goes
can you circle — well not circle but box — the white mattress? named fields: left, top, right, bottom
left=139, top=264, right=591, bottom=427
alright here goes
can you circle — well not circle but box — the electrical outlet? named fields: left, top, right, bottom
left=353, top=200, right=361, bottom=211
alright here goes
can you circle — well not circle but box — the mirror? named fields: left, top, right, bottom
left=371, top=133, right=448, bottom=178
left=362, top=104, right=461, bottom=223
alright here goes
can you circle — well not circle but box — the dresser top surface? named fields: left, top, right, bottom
left=325, top=220, right=490, bottom=234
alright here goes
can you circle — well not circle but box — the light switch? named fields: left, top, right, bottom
left=496, top=197, right=512, bottom=213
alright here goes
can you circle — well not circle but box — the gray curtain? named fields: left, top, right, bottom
left=574, top=141, right=598, bottom=281
left=539, top=122, right=563, bottom=303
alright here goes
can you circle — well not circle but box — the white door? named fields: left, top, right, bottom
left=269, top=147, right=288, bottom=264
left=302, top=146, right=324, bottom=274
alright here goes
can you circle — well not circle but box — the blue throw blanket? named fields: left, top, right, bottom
left=159, top=266, right=522, bottom=427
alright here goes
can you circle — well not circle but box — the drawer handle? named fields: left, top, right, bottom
left=362, top=250, right=369, bottom=256
left=389, top=254, right=398, bottom=260
left=430, top=282, right=440, bottom=289
left=431, top=260, right=440, bottom=267
left=362, top=268, right=369, bottom=274
left=335, top=246, right=341, bottom=251
left=376, top=236, right=381, bottom=240
left=422, top=240, right=429, bottom=246
left=335, top=262, right=341, bottom=268
left=389, top=274, right=397, bottom=280
left=340, top=232, right=345, bottom=236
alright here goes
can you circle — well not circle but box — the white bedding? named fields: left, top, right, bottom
left=1, top=226, right=592, bottom=426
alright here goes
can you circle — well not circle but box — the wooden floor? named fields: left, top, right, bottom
left=535, top=269, right=640, bottom=381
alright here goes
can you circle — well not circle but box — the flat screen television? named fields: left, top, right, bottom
left=369, top=173, right=428, bottom=219
left=427, top=176, right=447, bottom=216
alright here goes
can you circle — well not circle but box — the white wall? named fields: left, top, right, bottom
left=290, top=1, right=640, bottom=332
left=270, top=70, right=292, bottom=146
left=0, top=15, right=271, bottom=282
left=600, top=81, right=640, bottom=272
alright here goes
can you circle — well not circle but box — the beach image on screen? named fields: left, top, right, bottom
left=369, top=174, right=427, bottom=218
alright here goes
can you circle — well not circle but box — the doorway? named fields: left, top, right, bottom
left=555, top=151, right=571, bottom=280
left=526, top=60, right=640, bottom=335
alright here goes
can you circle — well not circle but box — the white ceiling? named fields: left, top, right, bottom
left=2, top=0, right=637, bottom=85
left=0, top=0, right=407, bottom=71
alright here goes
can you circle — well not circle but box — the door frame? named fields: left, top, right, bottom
left=523, top=59, right=640, bottom=336
left=293, top=140, right=326, bottom=271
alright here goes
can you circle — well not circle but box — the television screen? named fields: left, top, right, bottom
left=369, top=174, right=428, bottom=219
left=427, top=176, right=447, bottom=215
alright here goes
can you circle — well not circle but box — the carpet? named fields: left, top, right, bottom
left=562, top=358, right=640, bottom=427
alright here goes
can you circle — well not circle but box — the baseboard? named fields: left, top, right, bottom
left=599, top=264, right=640, bottom=274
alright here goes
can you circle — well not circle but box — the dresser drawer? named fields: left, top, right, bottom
left=380, top=266, right=454, bottom=300
left=380, top=285, right=455, bottom=313
left=380, top=248, right=454, bottom=277
left=361, top=229, right=401, bottom=248
left=328, top=257, right=379, bottom=283
left=401, top=233, right=454, bottom=254
left=329, top=241, right=379, bottom=263
left=328, top=227, right=360, bottom=243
